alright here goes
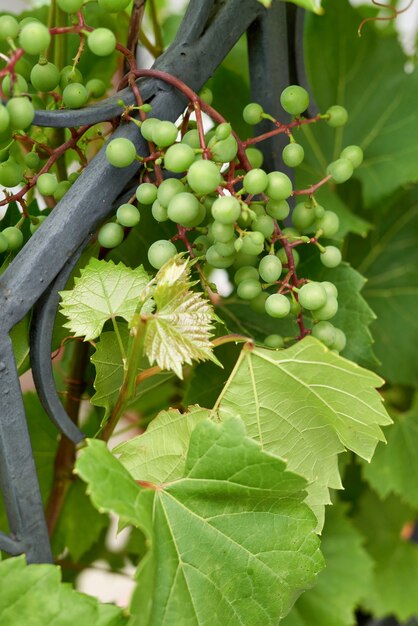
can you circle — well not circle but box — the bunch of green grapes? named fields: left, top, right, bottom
left=99, top=84, right=363, bottom=353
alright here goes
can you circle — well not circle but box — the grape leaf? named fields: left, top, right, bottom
left=302, top=0, right=418, bottom=206
left=59, top=258, right=150, bottom=341
left=282, top=504, right=373, bottom=626
left=91, top=328, right=173, bottom=418
left=362, top=404, right=418, bottom=509
left=353, top=491, right=418, bottom=622
left=114, top=406, right=211, bottom=483
left=0, top=555, right=126, bottom=626
left=215, top=338, right=391, bottom=526
left=140, top=256, right=219, bottom=378
left=258, top=0, right=324, bottom=13
left=347, top=188, right=418, bottom=385
left=76, top=419, right=323, bottom=626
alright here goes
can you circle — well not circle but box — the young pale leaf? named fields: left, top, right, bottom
left=0, top=555, right=126, bottom=626
left=59, top=258, right=150, bottom=341
left=76, top=419, right=323, bottom=626
left=282, top=504, right=373, bottom=626
left=215, top=337, right=391, bottom=526
left=140, top=256, right=218, bottom=378
left=114, top=406, right=211, bottom=483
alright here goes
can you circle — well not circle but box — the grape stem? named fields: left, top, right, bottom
left=293, top=174, right=332, bottom=197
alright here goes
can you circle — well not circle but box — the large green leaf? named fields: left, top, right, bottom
left=282, top=504, right=373, bottom=626
left=347, top=189, right=418, bottom=385
left=0, top=555, right=126, bottom=626
left=59, top=259, right=150, bottom=341
left=353, top=491, right=418, bottom=622
left=362, top=402, right=418, bottom=509
left=140, top=256, right=219, bottom=378
left=302, top=0, right=418, bottom=206
left=114, top=406, right=210, bottom=483
left=77, top=419, right=323, bottom=626
left=215, top=338, right=391, bottom=525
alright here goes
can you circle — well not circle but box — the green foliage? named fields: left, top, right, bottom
left=76, top=419, right=323, bottom=626
left=0, top=555, right=126, bottom=626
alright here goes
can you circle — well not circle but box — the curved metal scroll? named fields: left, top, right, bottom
left=0, top=0, right=313, bottom=563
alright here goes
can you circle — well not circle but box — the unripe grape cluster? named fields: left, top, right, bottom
left=0, top=8, right=362, bottom=355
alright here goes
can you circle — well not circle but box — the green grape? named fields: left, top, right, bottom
left=6, top=97, right=34, bottom=129
left=68, top=171, right=80, bottom=183
left=24, top=151, right=39, bottom=169
left=181, top=129, right=200, bottom=149
left=140, top=118, right=158, bottom=142
left=332, top=328, right=346, bottom=352
left=265, top=293, right=290, bottom=318
left=198, top=86, right=213, bottom=105
left=116, top=203, right=140, bottom=227
left=2, top=226, right=23, bottom=251
left=87, top=28, right=116, bottom=56
left=282, top=143, right=304, bottom=167
left=0, top=232, right=8, bottom=253
left=215, top=123, right=231, bottom=140
left=340, top=145, right=363, bottom=169
left=251, top=214, right=274, bottom=238
left=291, top=202, right=315, bottom=230
left=250, top=291, right=268, bottom=313
left=211, top=196, right=241, bottom=224
left=187, top=160, right=221, bottom=195
left=98, top=222, right=124, bottom=248
left=57, top=0, right=84, bottom=11
left=0, top=159, right=23, bottom=187
left=250, top=203, right=265, bottom=217
left=243, top=168, right=268, bottom=195
left=106, top=137, right=136, bottom=168
left=298, top=282, right=327, bottom=311
left=315, top=210, right=339, bottom=237
left=214, top=239, right=236, bottom=257
left=62, top=83, right=89, bottom=109
left=53, top=180, right=71, bottom=201
left=290, top=298, right=301, bottom=315
left=98, top=0, right=131, bottom=11
left=240, top=231, right=264, bottom=255
left=2, top=74, right=28, bottom=97
left=152, top=121, right=178, bottom=147
left=264, top=334, right=284, bottom=349
left=212, top=220, right=234, bottom=243
left=321, top=281, right=338, bottom=298
left=258, top=254, right=282, bottom=283
left=151, top=199, right=168, bottom=222
left=0, top=15, right=19, bottom=39
left=266, top=199, right=289, bottom=220
left=314, top=204, right=325, bottom=219
left=243, top=102, right=264, bottom=125
left=0, top=148, right=9, bottom=163
left=30, top=62, right=60, bottom=92
left=320, top=245, right=342, bottom=268
left=205, top=245, right=235, bottom=268
left=312, top=321, right=336, bottom=348
left=157, top=178, right=184, bottom=207
left=36, top=172, right=58, bottom=195
left=193, top=234, right=210, bottom=254
left=29, top=215, right=47, bottom=234
left=167, top=192, right=201, bottom=226
left=209, top=134, right=238, bottom=163
left=0, top=106, right=10, bottom=134
left=266, top=171, right=292, bottom=200
left=234, top=265, right=259, bottom=285
left=86, top=78, right=106, bottom=98
left=60, top=65, right=83, bottom=89
left=245, top=147, right=263, bottom=169
left=237, top=278, right=262, bottom=300
left=327, top=158, right=353, bottom=184
left=234, top=251, right=259, bottom=268
left=19, top=22, right=51, bottom=55
left=135, top=182, right=157, bottom=205
left=313, top=296, right=338, bottom=321
left=280, top=85, right=309, bottom=115
left=164, top=143, right=195, bottom=172
left=326, top=105, right=348, bottom=127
